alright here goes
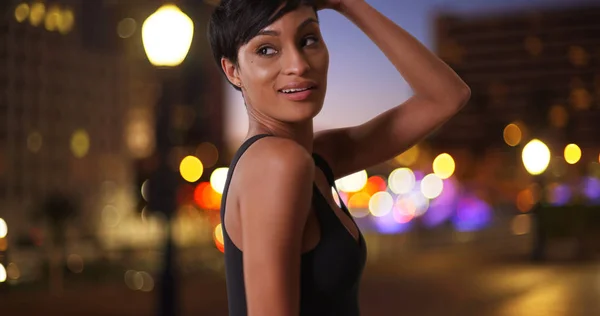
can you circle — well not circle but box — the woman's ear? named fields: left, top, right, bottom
left=221, top=57, right=242, bottom=88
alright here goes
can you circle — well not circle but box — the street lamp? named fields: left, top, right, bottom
left=521, top=138, right=550, bottom=262
left=142, top=4, right=194, bottom=67
left=142, top=4, right=194, bottom=316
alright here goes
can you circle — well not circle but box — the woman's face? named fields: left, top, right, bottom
left=224, top=6, right=329, bottom=124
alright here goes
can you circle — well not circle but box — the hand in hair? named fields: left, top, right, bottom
left=315, top=0, right=364, bottom=12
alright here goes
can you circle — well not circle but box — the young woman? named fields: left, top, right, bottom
left=208, top=0, right=470, bottom=315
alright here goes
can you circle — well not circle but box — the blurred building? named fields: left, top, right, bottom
left=0, top=0, right=224, bottom=252
left=430, top=4, right=600, bottom=179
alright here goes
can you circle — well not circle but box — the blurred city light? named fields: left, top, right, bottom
left=336, top=170, right=368, bottom=193
left=70, top=129, right=90, bottom=158
left=0, top=263, right=6, bottom=283
left=421, top=174, right=444, bottom=199
left=388, top=168, right=415, bottom=194
left=179, top=156, right=203, bottom=182
left=522, top=139, right=551, bottom=175
left=432, top=153, right=455, bottom=179
left=142, top=4, right=194, bottom=67
left=368, top=191, right=394, bottom=217
left=29, top=2, right=45, bottom=26
left=503, top=123, right=522, bottom=146
left=394, top=145, right=419, bottom=166
left=563, top=143, right=581, bottom=164
left=117, top=18, right=137, bottom=38
left=210, top=168, right=229, bottom=194
left=14, top=3, right=29, bottom=22
left=0, top=218, right=7, bottom=238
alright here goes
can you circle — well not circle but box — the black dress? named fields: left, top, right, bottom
left=220, top=134, right=367, bottom=316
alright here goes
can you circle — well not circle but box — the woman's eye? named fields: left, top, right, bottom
left=303, top=36, right=319, bottom=47
left=258, top=47, right=277, bottom=56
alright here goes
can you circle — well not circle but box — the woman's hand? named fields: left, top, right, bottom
left=315, top=0, right=364, bottom=13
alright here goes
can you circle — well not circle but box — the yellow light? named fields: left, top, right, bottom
left=142, top=4, right=194, bottom=67
left=503, top=123, right=522, bottom=146
left=420, top=174, right=444, bottom=199
left=214, top=223, right=224, bottom=245
left=57, top=9, right=74, bottom=34
left=0, top=218, right=7, bottom=238
left=0, top=263, right=6, bottom=283
left=29, top=2, right=45, bottom=26
left=394, top=145, right=419, bottom=166
left=44, top=5, right=61, bottom=31
left=335, top=170, right=368, bottom=193
left=14, top=3, right=30, bottom=23
left=432, top=153, right=455, bottom=179
left=522, top=139, right=550, bottom=175
left=210, top=167, right=229, bottom=194
left=179, top=156, right=203, bottom=183
left=70, top=129, right=90, bottom=158
left=564, top=143, right=581, bottom=164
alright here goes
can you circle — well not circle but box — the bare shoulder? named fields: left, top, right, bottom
left=237, top=136, right=315, bottom=183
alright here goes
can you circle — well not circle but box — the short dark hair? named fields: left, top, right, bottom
left=208, top=0, right=318, bottom=91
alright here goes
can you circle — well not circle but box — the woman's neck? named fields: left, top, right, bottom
left=247, top=118, right=314, bottom=153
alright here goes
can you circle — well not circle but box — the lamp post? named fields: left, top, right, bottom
left=521, top=139, right=550, bottom=262
left=142, top=4, right=194, bottom=316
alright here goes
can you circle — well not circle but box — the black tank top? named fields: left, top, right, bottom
left=220, top=134, right=367, bottom=316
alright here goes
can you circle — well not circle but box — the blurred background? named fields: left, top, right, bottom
left=1, top=0, right=600, bottom=315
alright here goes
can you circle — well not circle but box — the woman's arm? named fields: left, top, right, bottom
left=237, top=137, right=314, bottom=315
left=314, top=0, right=470, bottom=179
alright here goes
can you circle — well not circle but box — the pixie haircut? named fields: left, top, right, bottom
left=208, top=0, right=318, bottom=90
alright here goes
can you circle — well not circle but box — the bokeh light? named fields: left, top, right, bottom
left=420, top=174, right=444, bottom=199
left=0, top=218, right=7, bottom=238
left=214, top=223, right=225, bottom=252
left=503, top=123, right=522, bottom=146
left=335, top=170, right=368, bottom=193
left=117, top=18, right=137, bottom=38
left=195, top=142, right=219, bottom=168
left=522, top=139, right=550, bottom=175
left=347, top=192, right=371, bottom=218
left=67, top=254, right=84, bottom=273
left=368, top=191, right=394, bottom=217
left=563, top=143, right=581, bottom=164
left=432, top=153, right=455, bottom=179
left=29, top=2, right=45, bottom=26
left=511, top=214, right=531, bottom=235
left=179, top=156, right=203, bottom=183
left=14, top=3, right=30, bottom=23
left=0, top=263, right=6, bottom=283
left=388, top=168, right=415, bottom=194
left=210, top=168, right=229, bottom=194
left=452, top=196, right=492, bottom=232
left=394, top=145, right=419, bottom=166
left=70, top=129, right=90, bottom=158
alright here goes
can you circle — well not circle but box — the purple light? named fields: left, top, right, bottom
left=421, top=177, right=458, bottom=228
left=548, top=184, right=571, bottom=206
left=370, top=211, right=412, bottom=234
left=583, top=177, right=600, bottom=203
left=452, top=196, right=492, bottom=232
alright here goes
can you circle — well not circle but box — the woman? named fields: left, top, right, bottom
left=208, top=0, right=470, bottom=315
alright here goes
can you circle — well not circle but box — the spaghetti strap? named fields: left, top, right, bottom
left=312, top=153, right=336, bottom=187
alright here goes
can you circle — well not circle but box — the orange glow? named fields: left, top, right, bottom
left=348, top=192, right=371, bottom=209
left=194, top=182, right=221, bottom=210
left=214, top=223, right=225, bottom=253
left=363, top=176, right=387, bottom=196
left=516, top=189, right=535, bottom=213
